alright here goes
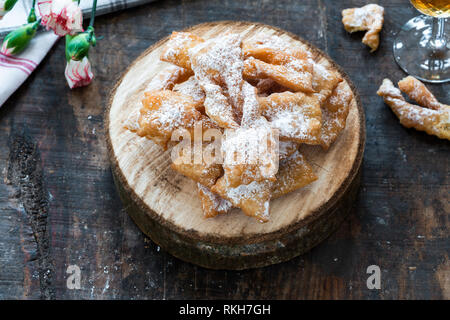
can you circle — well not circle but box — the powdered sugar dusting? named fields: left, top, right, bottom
left=342, top=4, right=384, bottom=51
left=145, top=65, right=189, bottom=92
left=279, top=141, right=298, bottom=160
left=342, top=4, right=384, bottom=30
left=173, top=76, right=205, bottom=103
left=398, top=76, right=446, bottom=110
left=197, top=183, right=232, bottom=214
left=140, top=92, right=198, bottom=133
left=378, top=78, right=449, bottom=140
left=189, top=34, right=245, bottom=127
left=201, top=82, right=238, bottom=128
left=319, top=83, right=352, bottom=147
left=377, top=79, right=404, bottom=100
left=246, top=34, right=313, bottom=60
left=241, top=81, right=262, bottom=127
left=261, top=93, right=321, bottom=142
left=222, top=123, right=278, bottom=182
left=123, top=105, right=141, bottom=132
left=225, top=180, right=270, bottom=219
left=161, top=32, right=203, bottom=69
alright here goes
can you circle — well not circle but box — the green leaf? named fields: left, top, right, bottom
left=4, top=0, right=19, bottom=11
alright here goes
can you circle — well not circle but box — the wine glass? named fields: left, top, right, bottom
left=393, top=0, right=449, bottom=83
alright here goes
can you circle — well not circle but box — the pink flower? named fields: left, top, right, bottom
left=65, top=56, right=94, bottom=89
left=0, top=0, right=7, bottom=20
left=38, top=0, right=83, bottom=36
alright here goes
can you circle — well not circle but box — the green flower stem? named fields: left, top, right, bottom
left=64, top=0, right=98, bottom=62
left=86, top=26, right=96, bottom=46
left=89, top=0, right=98, bottom=28
left=27, top=0, right=37, bottom=23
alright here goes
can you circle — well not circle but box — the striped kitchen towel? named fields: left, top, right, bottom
left=0, top=0, right=157, bottom=107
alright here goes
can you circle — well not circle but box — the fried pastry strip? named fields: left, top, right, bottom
left=243, top=34, right=312, bottom=61
left=197, top=183, right=232, bottom=218
left=221, top=123, right=279, bottom=188
left=212, top=177, right=272, bottom=223
left=244, top=57, right=314, bottom=93
left=171, top=160, right=223, bottom=188
left=342, top=4, right=384, bottom=52
left=123, top=66, right=194, bottom=132
left=243, top=47, right=311, bottom=67
left=377, top=79, right=450, bottom=140
left=161, top=32, right=204, bottom=70
left=317, top=82, right=352, bottom=149
left=188, top=34, right=246, bottom=128
left=145, top=65, right=193, bottom=92
left=243, top=45, right=314, bottom=89
left=202, top=83, right=240, bottom=128
left=272, top=151, right=317, bottom=199
left=258, top=91, right=322, bottom=144
left=123, top=107, right=142, bottom=133
left=278, top=141, right=299, bottom=161
left=311, top=62, right=343, bottom=104
left=255, top=79, right=289, bottom=97
left=219, top=82, right=279, bottom=190
left=241, top=81, right=264, bottom=127
left=398, top=76, right=449, bottom=111
left=173, top=75, right=206, bottom=105
left=136, top=90, right=216, bottom=149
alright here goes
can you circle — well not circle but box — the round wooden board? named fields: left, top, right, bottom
left=106, top=21, right=365, bottom=270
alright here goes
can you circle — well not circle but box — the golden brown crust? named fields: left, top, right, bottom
left=197, top=183, right=232, bottom=218
left=342, top=4, right=384, bottom=52
left=317, top=82, right=352, bottom=149
left=145, top=65, right=194, bottom=92
left=171, top=160, right=223, bottom=188
left=398, top=76, right=448, bottom=111
left=272, top=151, right=317, bottom=199
left=258, top=91, right=322, bottom=144
left=377, top=78, right=450, bottom=141
left=136, top=90, right=203, bottom=149
left=160, top=32, right=204, bottom=70
left=211, top=176, right=272, bottom=222
left=244, top=57, right=314, bottom=93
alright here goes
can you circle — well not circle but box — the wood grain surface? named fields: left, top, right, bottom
left=0, top=0, right=448, bottom=299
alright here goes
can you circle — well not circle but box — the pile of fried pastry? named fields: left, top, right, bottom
left=124, top=31, right=353, bottom=222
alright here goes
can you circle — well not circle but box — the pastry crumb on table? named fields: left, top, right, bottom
left=342, top=4, right=385, bottom=52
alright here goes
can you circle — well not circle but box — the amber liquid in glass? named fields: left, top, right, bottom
left=410, top=0, right=450, bottom=18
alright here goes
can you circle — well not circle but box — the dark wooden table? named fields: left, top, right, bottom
left=0, top=0, right=448, bottom=300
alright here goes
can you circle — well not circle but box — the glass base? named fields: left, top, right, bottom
left=393, top=16, right=450, bottom=83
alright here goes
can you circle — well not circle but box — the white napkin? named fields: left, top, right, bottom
left=0, top=0, right=156, bottom=107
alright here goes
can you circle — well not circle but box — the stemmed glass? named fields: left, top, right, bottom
left=393, top=0, right=449, bottom=83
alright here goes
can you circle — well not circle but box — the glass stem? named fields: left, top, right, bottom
left=428, top=18, right=446, bottom=56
